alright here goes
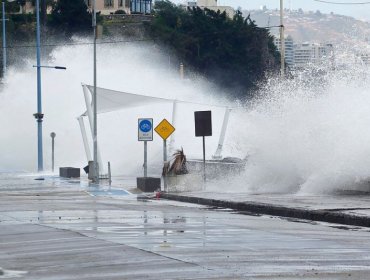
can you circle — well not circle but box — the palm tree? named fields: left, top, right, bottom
left=162, top=148, right=189, bottom=176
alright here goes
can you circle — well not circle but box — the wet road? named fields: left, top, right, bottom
left=0, top=174, right=370, bottom=279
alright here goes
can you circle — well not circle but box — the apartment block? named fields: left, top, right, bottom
left=274, top=35, right=294, bottom=67
left=187, top=0, right=235, bottom=18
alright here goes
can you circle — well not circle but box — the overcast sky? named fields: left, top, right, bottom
left=172, top=0, right=370, bottom=21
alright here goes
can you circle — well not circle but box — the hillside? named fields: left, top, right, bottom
left=245, top=8, right=370, bottom=52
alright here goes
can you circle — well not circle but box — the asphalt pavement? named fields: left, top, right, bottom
left=0, top=173, right=370, bottom=279
left=161, top=186, right=370, bottom=227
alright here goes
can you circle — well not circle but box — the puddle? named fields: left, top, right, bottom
left=0, top=268, right=28, bottom=278
left=329, top=225, right=361, bottom=231
left=206, top=206, right=263, bottom=217
left=86, top=188, right=130, bottom=197
left=281, top=217, right=318, bottom=225
left=233, top=210, right=262, bottom=217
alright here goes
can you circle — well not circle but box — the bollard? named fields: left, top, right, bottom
left=50, top=132, right=56, bottom=172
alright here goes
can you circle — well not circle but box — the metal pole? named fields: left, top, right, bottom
left=108, top=161, right=112, bottom=185
left=180, top=63, right=184, bottom=79
left=144, top=141, right=147, bottom=177
left=202, top=136, right=206, bottom=183
left=213, top=108, right=231, bottom=159
left=52, top=137, right=54, bottom=172
left=169, top=100, right=177, bottom=154
left=280, top=0, right=285, bottom=77
left=35, top=0, right=43, bottom=172
left=77, top=116, right=93, bottom=162
left=2, top=2, right=6, bottom=75
left=50, top=132, right=56, bottom=172
left=82, top=85, right=104, bottom=172
left=163, top=139, right=167, bottom=192
left=92, top=0, right=99, bottom=182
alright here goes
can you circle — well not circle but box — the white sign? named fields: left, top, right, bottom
left=138, top=118, right=153, bottom=141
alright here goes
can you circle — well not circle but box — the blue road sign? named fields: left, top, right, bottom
left=138, top=118, right=153, bottom=141
left=139, top=119, right=152, bottom=133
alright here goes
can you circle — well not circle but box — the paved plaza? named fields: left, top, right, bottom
left=0, top=174, right=370, bottom=279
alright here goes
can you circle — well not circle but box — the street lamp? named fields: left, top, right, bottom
left=2, top=1, right=6, bottom=75
left=1, top=0, right=14, bottom=76
left=92, top=0, right=99, bottom=183
left=34, top=0, right=66, bottom=172
left=32, top=64, right=66, bottom=173
left=33, top=65, right=67, bottom=70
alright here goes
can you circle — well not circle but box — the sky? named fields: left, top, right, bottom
left=172, top=0, right=370, bottom=21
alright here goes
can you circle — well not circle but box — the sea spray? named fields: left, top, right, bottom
left=0, top=39, right=232, bottom=173
left=2, top=38, right=370, bottom=195
left=223, top=65, right=370, bottom=194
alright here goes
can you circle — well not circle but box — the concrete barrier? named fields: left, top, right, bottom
left=137, top=177, right=161, bottom=192
left=161, top=193, right=370, bottom=228
left=59, top=167, right=80, bottom=178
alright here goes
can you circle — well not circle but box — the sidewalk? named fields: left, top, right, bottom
left=161, top=190, right=370, bottom=228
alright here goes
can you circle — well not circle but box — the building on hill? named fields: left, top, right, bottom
left=187, top=0, right=235, bottom=18
left=17, top=1, right=54, bottom=14
left=20, top=0, right=152, bottom=16
left=274, top=35, right=294, bottom=67
left=274, top=35, right=334, bottom=69
left=294, top=42, right=334, bottom=68
left=85, top=0, right=130, bottom=15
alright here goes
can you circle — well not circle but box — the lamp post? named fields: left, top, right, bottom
left=2, top=1, right=6, bottom=75
left=1, top=0, right=13, bottom=76
left=33, top=0, right=66, bottom=172
left=280, top=0, right=285, bottom=77
left=34, top=0, right=43, bottom=172
left=33, top=65, right=67, bottom=70
left=92, top=0, right=99, bottom=183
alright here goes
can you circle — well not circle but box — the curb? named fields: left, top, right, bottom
left=161, top=193, right=370, bottom=228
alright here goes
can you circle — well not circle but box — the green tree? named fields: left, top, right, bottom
left=148, top=1, right=280, bottom=98
left=49, top=0, right=91, bottom=32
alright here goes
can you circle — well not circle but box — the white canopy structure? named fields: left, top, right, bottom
left=82, top=85, right=175, bottom=115
left=78, top=84, right=232, bottom=175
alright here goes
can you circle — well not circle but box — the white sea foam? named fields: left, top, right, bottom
left=2, top=38, right=370, bottom=194
left=223, top=65, right=370, bottom=194
left=0, top=39, right=231, bottom=174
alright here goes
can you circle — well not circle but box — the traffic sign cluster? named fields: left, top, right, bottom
left=138, top=118, right=176, bottom=141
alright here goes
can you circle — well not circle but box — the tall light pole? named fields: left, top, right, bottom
left=33, top=0, right=66, bottom=173
left=34, top=0, right=44, bottom=172
left=2, top=1, right=6, bottom=75
left=92, top=0, right=99, bottom=182
left=280, top=0, right=285, bottom=77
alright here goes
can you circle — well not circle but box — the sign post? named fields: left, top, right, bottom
left=155, top=119, right=176, bottom=192
left=194, top=111, right=212, bottom=184
left=138, top=118, right=153, bottom=177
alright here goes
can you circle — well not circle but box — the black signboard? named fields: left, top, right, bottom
left=194, top=111, right=212, bottom=137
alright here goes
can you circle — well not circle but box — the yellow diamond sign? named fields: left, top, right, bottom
left=155, top=119, right=175, bottom=140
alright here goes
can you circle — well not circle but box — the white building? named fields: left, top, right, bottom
left=274, top=35, right=294, bottom=67
left=294, top=42, right=334, bottom=68
left=22, top=0, right=134, bottom=15
left=187, top=0, right=235, bottom=18
left=274, top=36, right=334, bottom=69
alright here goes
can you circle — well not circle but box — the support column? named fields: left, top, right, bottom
left=213, top=108, right=231, bottom=159
left=82, top=84, right=104, bottom=174
left=77, top=116, right=93, bottom=162
left=169, top=100, right=177, bottom=154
